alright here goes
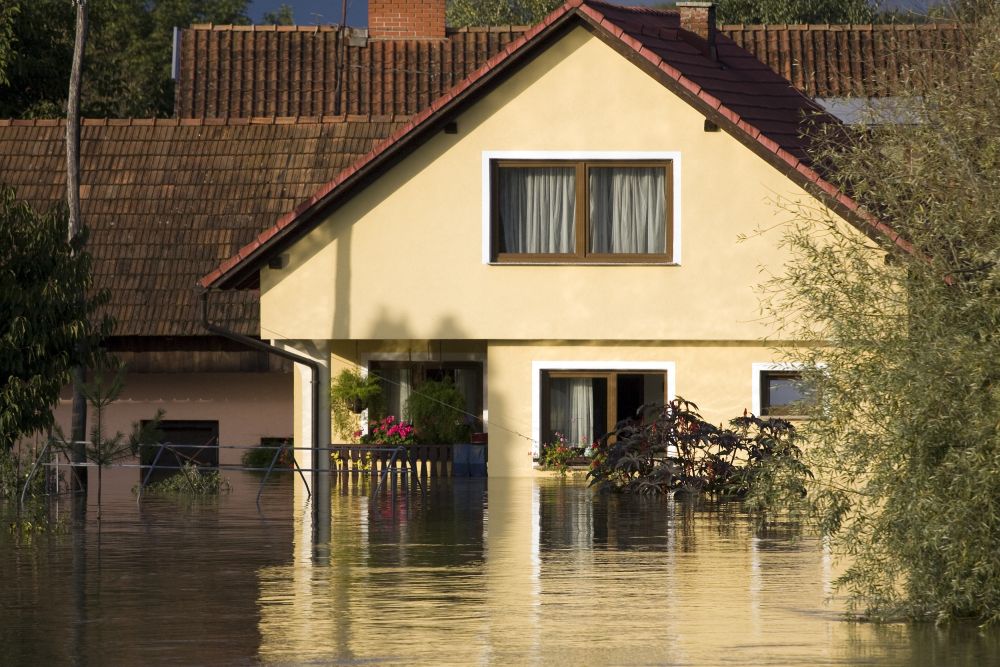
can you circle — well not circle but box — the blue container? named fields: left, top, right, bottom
left=467, top=444, right=486, bottom=477
left=452, top=443, right=470, bottom=477
left=452, top=443, right=487, bottom=477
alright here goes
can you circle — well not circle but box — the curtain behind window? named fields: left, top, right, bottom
left=498, top=167, right=576, bottom=253
left=549, top=377, right=594, bottom=448
left=588, top=166, right=666, bottom=254
left=453, top=368, right=479, bottom=428
left=379, top=366, right=411, bottom=419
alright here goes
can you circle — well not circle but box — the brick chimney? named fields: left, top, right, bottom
left=677, top=2, right=717, bottom=59
left=369, top=0, right=446, bottom=39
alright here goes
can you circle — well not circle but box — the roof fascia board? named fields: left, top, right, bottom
left=579, top=18, right=908, bottom=250
left=205, top=11, right=584, bottom=290
left=203, top=2, right=914, bottom=290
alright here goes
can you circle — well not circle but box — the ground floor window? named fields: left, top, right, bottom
left=139, top=420, right=220, bottom=478
left=541, top=370, right=666, bottom=448
left=754, top=364, right=815, bottom=418
left=368, top=360, right=483, bottom=429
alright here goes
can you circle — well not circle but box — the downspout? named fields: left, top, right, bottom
left=199, top=290, right=321, bottom=483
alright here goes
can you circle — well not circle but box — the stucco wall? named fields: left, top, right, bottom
left=48, top=372, right=293, bottom=467
left=487, top=341, right=801, bottom=476
left=315, top=340, right=803, bottom=477
left=260, top=25, right=834, bottom=343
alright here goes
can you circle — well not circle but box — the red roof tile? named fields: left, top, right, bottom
left=175, top=24, right=528, bottom=118
left=723, top=23, right=965, bottom=98
left=175, top=19, right=965, bottom=119
left=204, top=0, right=909, bottom=291
left=0, top=116, right=409, bottom=336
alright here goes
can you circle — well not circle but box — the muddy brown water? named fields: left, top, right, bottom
left=1, top=471, right=997, bottom=666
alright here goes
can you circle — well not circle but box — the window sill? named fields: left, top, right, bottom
left=488, top=260, right=680, bottom=267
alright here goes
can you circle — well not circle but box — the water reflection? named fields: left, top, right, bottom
left=2, top=474, right=998, bottom=665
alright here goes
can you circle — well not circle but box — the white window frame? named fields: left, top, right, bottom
left=482, top=150, right=683, bottom=265
left=530, top=360, right=676, bottom=457
left=751, top=361, right=813, bottom=417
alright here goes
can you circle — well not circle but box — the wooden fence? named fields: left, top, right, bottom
left=329, top=444, right=457, bottom=478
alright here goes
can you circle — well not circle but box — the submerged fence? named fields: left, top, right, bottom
left=21, top=440, right=484, bottom=508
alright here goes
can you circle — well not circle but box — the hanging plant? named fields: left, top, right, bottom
left=330, top=368, right=383, bottom=441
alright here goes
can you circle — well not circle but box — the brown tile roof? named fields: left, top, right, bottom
left=722, top=23, right=966, bottom=98
left=0, top=115, right=409, bottom=336
left=175, top=24, right=527, bottom=118
left=175, top=20, right=966, bottom=119
left=202, top=1, right=914, bottom=291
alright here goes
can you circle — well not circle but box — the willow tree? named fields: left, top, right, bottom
left=765, top=4, right=1000, bottom=623
left=713, top=0, right=874, bottom=23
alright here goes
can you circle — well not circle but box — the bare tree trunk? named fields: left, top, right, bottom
left=67, top=0, right=89, bottom=494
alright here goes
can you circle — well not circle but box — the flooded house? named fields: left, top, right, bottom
left=1, top=0, right=955, bottom=477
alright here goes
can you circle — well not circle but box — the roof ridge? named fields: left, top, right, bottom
left=446, top=25, right=531, bottom=34
left=0, top=115, right=411, bottom=127
left=189, top=23, right=348, bottom=32
left=719, top=22, right=962, bottom=30
left=187, top=23, right=536, bottom=34
left=585, top=0, right=676, bottom=16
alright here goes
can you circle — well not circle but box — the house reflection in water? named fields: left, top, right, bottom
left=253, top=478, right=934, bottom=666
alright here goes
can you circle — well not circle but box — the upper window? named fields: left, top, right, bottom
left=491, top=159, right=673, bottom=263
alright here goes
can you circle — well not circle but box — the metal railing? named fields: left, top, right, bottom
left=19, top=440, right=460, bottom=509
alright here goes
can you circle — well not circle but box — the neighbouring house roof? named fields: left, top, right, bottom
left=175, top=20, right=966, bottom=118
left=202, top=0, right=910, bottom=291
left=175, top=25, right=528, bottom=118
left=0, top=115, right=408, bottom=336
left=722, top=22, right=965, bottom=98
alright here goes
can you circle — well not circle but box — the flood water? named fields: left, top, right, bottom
left=1, top=471, right=998, bottom=666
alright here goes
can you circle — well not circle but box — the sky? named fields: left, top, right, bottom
left=247, top=0, right=933, bottom=26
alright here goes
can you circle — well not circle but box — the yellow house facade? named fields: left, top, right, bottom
left=202, top=1, right=881, bottom=477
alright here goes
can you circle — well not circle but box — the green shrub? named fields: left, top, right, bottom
left=330, top=368, right=382, bottom=442
left=141, top=463, right=231, bottom=495
left=241, top=442, right=292, bottom=470
left=405, top=379, right=470, bottom=444
left=588, top=397, right=810, bottom=501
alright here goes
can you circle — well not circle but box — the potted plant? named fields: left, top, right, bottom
left=405, top=379, right=483, bottom=475
left=330, top=368, right=382, bottom=442
left=405, top=378, right=468, bottom=443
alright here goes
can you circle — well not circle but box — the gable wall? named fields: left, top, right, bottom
left=260, top=26, right=844, bottom=343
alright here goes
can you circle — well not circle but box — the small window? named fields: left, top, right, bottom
left=541, top=370, right=666, bottom=449
left=759, top=371, right=814, bottom=418
left=492, top=160, right=672, bottom=263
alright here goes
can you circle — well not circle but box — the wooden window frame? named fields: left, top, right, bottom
left=759, top=370, right=812, bottom=419
left=540, top=369, right=669, bottom=447
left=490, top=159, right=674, bottom=264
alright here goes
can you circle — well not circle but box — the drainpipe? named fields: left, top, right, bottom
left=199, top=290, right=323, bottom=492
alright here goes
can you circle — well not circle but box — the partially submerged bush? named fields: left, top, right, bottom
left=588, top=397, right=811, bottom=501
left=0, top=445, right=46, bottom=501
left=141, top=462, right=231, bottom=496
left=241, top=442, right=293, bottom=470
